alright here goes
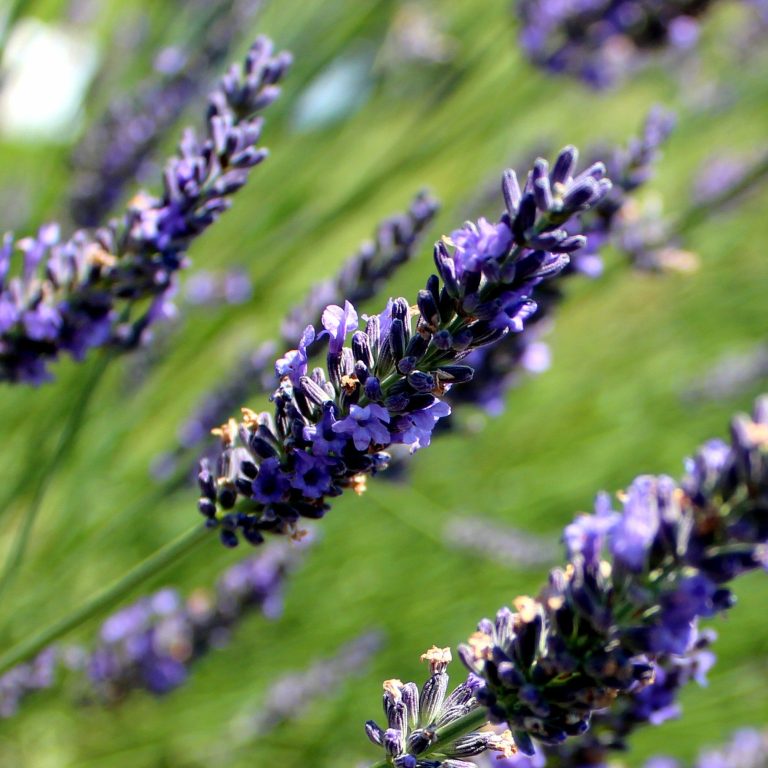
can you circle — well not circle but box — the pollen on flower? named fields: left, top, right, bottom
left=340, top=374, right=359, bottom=394
left=513, top=595, right=539, bottom=623
left=127, top=190, right=154, bottom=211
left=487, top=729, right=517, bottom=758
left=599, top=560, right=612, bottom=578
left=467, top=631, right=493, bottom=661
left=351, top=473, right=368, bottom=496
left=85, top=243, right=117, bottom=268
left=290, top=527, right=309, bottom=542
left=383, top=679, right=404, bottom=700
left=744, top=421, right=768, bottom=447
left=211, top=418, right=238, bottom=445
left=420, top=645, right=452, bottom=673
left=240, top=407, right=260, bottom=428
left=547, top=595, right=565, bottom=611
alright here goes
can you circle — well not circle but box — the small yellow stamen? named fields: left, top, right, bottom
left=487, top=729, right=517, bottom=759
left=127, top=190, right=153, bottom=210
left=420, top=645, right=451, bottom=673
left=340, top=374, right=359, bottom=394
left=351, top=473, right=368, bottom=496
left=241, top=408, right=260, bottom=428
left=513, top=596, right=539, bottom=623
left=211, top=418, right=238, bottom=446
left=467, top=631, right=493, bottom=661
left=291, top=527, right=310, bottom=542
left=85, top=243, right=117, bottom=268
left=383, top=679, right=404, bottom=700
left=745, top=421, right=768, bottom=447
left=547, top=595, right=565, bottom=611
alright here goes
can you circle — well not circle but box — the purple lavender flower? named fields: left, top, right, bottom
left=333, top=403, right=391, bottom=451
left=456, top=396, right=768, bottom=756
left=198, top=148, right=613, bottom=546
left=0, top=648, right=58, bottom=718
left=445, top=109, right=675, bottom=418
left=69, top=0, right=262, bottom=227
left=83, top=543, right=300, bottom=702
left=155, top=191, right=439, bottom=478
left=0, top=36, right=290, bottom=385
left=516, top=0, right=720, bottom=88
left=239, top=630, right=384, bottom=737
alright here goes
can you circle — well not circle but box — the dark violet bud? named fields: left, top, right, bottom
left=562, top=177, right=600, bottom=211
left=389, top=319, right=407, bottom=363
left=352, top=331, right=374, bottom=369
left=418, top=288, right=440, bottom=328
left=551, top=145, right=578, bottom=185
left=365, top=376, right=384, bottom=402
left=502, top=169, right=522, bottom=215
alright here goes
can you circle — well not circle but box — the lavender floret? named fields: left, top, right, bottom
left=0, top=36, right=290, bottom=385
left=366, top=647, right=514, bottom=767
left=154, top=190, right=440, bottom=477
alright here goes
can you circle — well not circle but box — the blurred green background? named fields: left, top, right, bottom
left=0, top=0, right=767, bottom=766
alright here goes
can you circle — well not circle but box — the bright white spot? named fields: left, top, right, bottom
left=0, top=18, right=98, bottom=141
left=291, top=48, right=373, bottom=132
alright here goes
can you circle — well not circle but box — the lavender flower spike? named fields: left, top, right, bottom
left=0, top=36, right=291, bottom=385
left=516, top=0, right=721, bottom=88
left=446, top=108, right=674, bottom=417
left=198, top=148, right=613, bottom=546
left=365, top=646, right=513, bottom=768
left=459, top=396, right=768, bottom=756
left=69, top=0, right=263, bottom=227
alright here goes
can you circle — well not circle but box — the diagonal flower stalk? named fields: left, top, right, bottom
left=0, top=523, right=209, bottom=677
left=198, top=147, right=614, bottom=547
left=0, top=352, right=111, bottom=602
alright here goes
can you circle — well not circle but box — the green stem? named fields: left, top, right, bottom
left=674, top=151, right=768, bottom=236
left=0, top=354, right=110, bottom=600
left=367, top=708, right=489, bottom=768
left=0, top=523, right=209, bottom=675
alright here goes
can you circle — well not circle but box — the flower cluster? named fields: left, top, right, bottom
left=518, top=628, right=718, bottom=766
left=365, top=646, right=513, bottom=768
left=459, top=396, right=768, bottom=755
left=446, top=108, right=674, bottom=416
left=0, top=544, right=299, bottom=714
left=69, top=0, right=262, bottom=227
left=0, top=36, right=290, bottom=384
left=516, top=0, right=719, bottom=88
left=244, top=630, right=384, bottom=736
left=152, top=190, right=439, bottom=480
left=0, top=648, right=57, bottom=719
left=198, top=149, right=613, bottom=546
left=84, top=544, right=296, bottom=701
left=645, top=727, right=768, bottom=768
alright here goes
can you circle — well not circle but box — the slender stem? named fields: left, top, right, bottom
left=675, top=151, right=768, bottom=235
left=0, top=523, right=209, bottom=675
left=367, top=708, right=489, bottom=768
left=0, top=355, right=110, bottom=600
